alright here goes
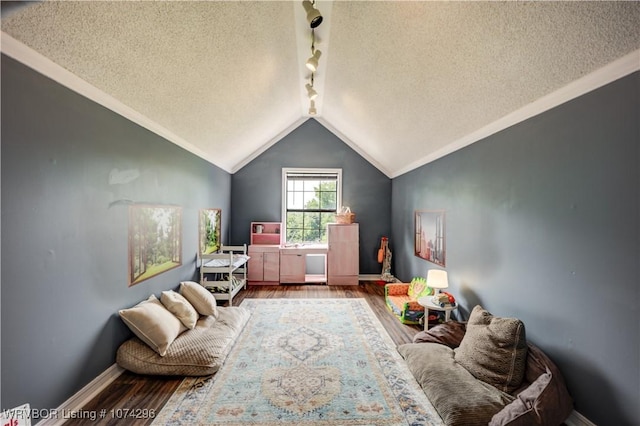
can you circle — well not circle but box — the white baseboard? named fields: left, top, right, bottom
left=358, top=274, right=400, bottom=282
left=565, top=410, right=597, bottom=426
left=36, top=364, right=125, bottom=426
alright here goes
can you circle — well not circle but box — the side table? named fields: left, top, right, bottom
left=417, top=296, right=458, bottom=331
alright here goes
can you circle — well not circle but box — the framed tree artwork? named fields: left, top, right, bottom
left=129, top=205, right=182, bottom=286
left=199, top=208, right=222, bottom=255
left=415, top=210, right=446, bottom=266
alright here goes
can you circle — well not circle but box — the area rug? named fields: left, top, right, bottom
left=152, top=298, right=443, bottom=425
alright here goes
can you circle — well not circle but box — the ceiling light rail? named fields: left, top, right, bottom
left=302, top=1, right=323, bottom=116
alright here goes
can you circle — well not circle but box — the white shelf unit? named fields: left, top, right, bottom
left=198, top=244, right=249, bottom=306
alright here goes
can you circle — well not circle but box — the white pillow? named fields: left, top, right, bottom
left=161, top=290, right=199, bottom=329
left=179, top=281, right=219, bottom=317
left=119, top=295, right=186, bottom=356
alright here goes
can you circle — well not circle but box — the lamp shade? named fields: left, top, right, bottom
left=427, top=270, right=448, bottom=290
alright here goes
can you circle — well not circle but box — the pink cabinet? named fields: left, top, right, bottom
left=279, top=251, right=306, bottom=283
left=327, top=223, right=359, bottom=285
left=248, top=245, right=280, bottom=284
left=250, top=222, right=283, bottom=245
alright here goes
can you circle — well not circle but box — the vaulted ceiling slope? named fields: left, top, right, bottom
left=2, top=1, right=639, bottom=177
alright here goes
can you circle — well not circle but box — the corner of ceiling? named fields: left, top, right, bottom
left=314, top=117, right=393, bottom=178
left=229, top=116, right=310, bottom=174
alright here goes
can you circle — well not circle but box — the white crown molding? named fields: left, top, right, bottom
left=3, top=29, right=637, bottom=180
left=230, top=116, right=309, bottom=174
left=392, top=48, right=640, bottom=178
left=315, top=117, right=393, bottom=178
left=0, top=31, right=230, bottom=173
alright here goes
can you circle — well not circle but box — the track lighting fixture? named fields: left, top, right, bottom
left=301, top=2, right=323, bottom=115
left=302, top=0, right=323, bottom=28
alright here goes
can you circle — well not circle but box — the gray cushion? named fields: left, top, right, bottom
left=398, top=342, right=515, bottom=426
left=454, top=305, right=528, bottom=393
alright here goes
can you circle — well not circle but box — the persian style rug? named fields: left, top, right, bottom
left=152, top=298, right=443, bottom=425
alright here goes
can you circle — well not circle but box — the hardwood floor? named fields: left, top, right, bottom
left=65, top=282, right=421, bottom=425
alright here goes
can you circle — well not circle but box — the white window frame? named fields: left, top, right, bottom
left=281, top=168, right=343, bottom=244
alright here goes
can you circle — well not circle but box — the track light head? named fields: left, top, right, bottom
left=305, top=83, right=318, bottom=101
left=308, top=100, right=317, bottom=116
left=302, top=0, right=323, bottom=28
left=306, top=49, right=322, bottom=72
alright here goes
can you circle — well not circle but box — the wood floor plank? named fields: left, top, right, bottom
left=64, top=282, right=421, bottom=425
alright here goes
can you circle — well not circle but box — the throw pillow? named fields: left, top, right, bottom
left=180, top=281, right=218, bottom=317
left=161, top=290, right=199, bottom=329
left=454, top=305, right=528, bottom=393
left=489, top=371, right=553, bottom=426
left=408, top=277, right=431, bottom=301
left=119, top=295, right=186, bottom=356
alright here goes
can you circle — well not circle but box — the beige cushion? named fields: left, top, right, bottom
left=455, top=305, right=528, bottom=393
left=116, top=306, right=251, bottom=376
left=161, top=290, right=199, bottom=329
left=180, top=281, right=218, bottom=317
left=119, top=295, right=186, bottom=356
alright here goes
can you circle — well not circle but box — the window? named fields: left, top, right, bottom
left=282, top=168, right=342, bottom=243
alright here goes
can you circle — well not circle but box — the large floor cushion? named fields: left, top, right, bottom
left=398, top=342, right=515, bottom=426
left=117, top=306, right=250, bottom=376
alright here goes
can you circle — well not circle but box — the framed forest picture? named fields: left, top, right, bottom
left=129, top=205, right=182, bottom=286
left=415, top=210, right=446, bottom=267
left=199, top=208, right=222, bottom=255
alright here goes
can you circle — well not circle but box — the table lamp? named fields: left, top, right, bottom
left=427, top=270, right=448, bottom=303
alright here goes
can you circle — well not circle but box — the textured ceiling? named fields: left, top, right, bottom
left=2, top=1, right=640, bottom=177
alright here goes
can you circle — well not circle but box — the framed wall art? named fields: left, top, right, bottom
left=199, top=208, right=222, bottom=255
left=415, top=210, right=446, bottom=267
left=129, top=204, right=182, bottom=286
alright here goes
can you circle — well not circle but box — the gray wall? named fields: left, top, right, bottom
left=230, top=119, right=392, bottom=274
left=1, top=55, right=232, bottom=414
left=391, top=72, right=639, bottom=425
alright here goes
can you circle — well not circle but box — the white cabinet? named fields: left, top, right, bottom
left=327, top=223, right=359, bottom=285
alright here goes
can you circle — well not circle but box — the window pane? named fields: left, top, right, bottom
left=303, top=211, right=320, bottom=227
left=303, top=228, right=321, bottom=243
left=319, top=189, right=336, bottom=210
left=293, top=193, right=305, bottom=209
left=287, top=227, right=301, bottom=243
left=287, top=211, right=303, bottom=229
left=303, top=191, right=317, bottom=207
